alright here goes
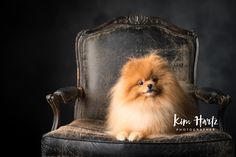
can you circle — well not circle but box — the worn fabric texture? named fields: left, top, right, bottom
left=42, top=119, right=234, bottom=157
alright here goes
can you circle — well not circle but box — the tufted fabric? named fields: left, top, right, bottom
left=42, top=119, right=234, bottom=157
left=75, top=16, right=198, bottom=120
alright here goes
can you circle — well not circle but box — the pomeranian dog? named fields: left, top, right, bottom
left=106, top=53, right=197, bottom=141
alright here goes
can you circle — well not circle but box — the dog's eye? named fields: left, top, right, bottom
left=152, top=78, right=158, bottom=83
left=138, top=80, right=144, bottom=86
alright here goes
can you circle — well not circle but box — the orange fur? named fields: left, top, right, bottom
left=106, top=53, right=197, bottom=141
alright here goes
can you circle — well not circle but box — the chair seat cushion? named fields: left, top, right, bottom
left=42, top=119, right=234, bottom=157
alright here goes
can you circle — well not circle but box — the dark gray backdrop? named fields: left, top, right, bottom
left=4, top=0, right=235, bottom=156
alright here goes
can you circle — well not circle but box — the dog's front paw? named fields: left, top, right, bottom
left=128, top=132, right=144, bottom=141
left=116, top=131, right=128, bottom=141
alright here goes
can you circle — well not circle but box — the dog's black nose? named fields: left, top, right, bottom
left=147, top=84, right=153, bottom=89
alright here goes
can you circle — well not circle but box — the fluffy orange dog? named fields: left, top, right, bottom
left=106, top=53, right=197, bottom=141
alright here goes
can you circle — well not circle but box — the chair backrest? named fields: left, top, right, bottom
left=74, top=15, right=199, bottom=120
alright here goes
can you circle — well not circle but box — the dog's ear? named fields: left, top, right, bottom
left=146, top=53, right=164, bottom=64
left=127, top=55, right=136, bottom=61
left=147, top=53, right=158, bottom=59
left=122, top=59, right=135, bottom=72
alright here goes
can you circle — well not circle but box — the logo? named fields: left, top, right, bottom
left=173, top=114, right=218, bottom=132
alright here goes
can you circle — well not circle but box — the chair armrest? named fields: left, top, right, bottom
left=46, top=86, right=84, bottom=131
left=194, top=87, right=231, bottom=131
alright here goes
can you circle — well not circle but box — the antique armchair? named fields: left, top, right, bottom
left=41, top=15, right=234, bottom=157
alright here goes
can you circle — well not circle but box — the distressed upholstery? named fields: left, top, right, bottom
left=42, top=15, right=234, bottom=157
left=42, top=119, right=233, bottom=157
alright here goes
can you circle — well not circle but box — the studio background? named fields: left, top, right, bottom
left=4, top=0, right=235, bottom=156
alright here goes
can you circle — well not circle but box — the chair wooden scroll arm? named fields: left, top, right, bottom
left=46, top=86, right=84, bottom=131
left=194, top=88, right=231, bottom=131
